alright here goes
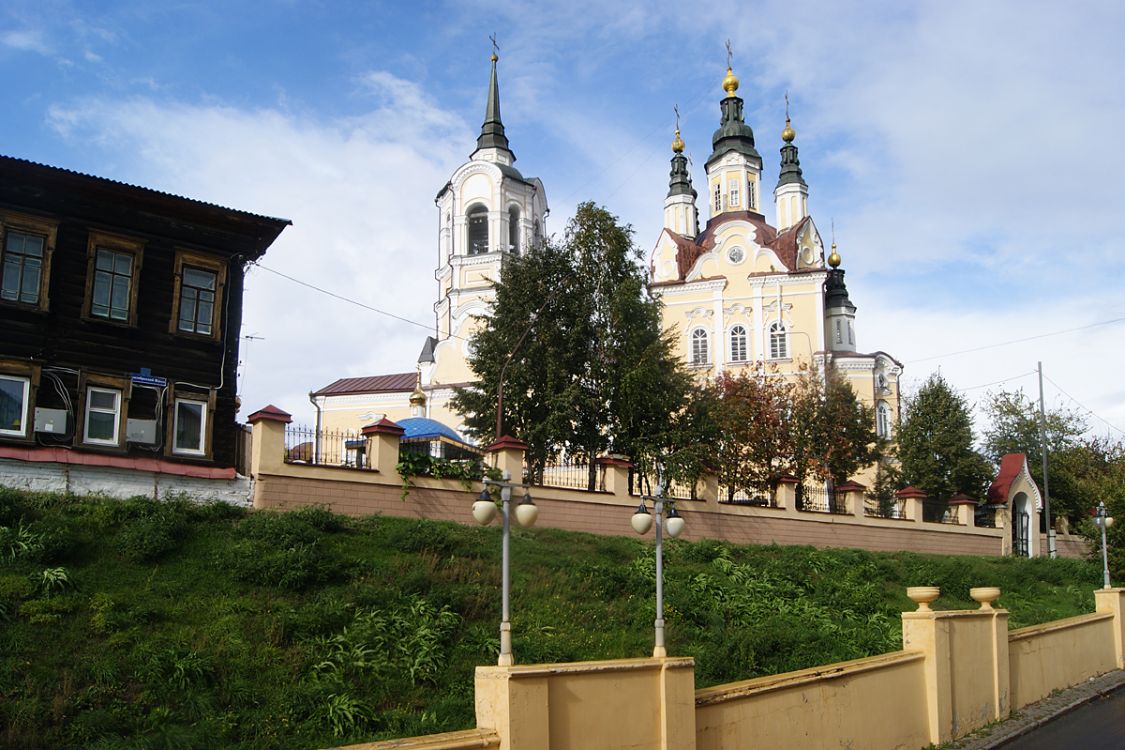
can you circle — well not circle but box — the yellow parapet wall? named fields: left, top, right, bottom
left=330, top=588, right=1125, bottom=750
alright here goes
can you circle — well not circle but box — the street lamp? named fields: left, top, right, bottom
left=631, top=470, right=685, bottom=658
left=1094, top=501, right=1115, bottom=589
left=474, top=471, right=538, bottom=666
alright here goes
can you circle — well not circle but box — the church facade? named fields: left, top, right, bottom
left=313, top=57, right=901, bottom=453
left=648, top=66, right=902, bottom=444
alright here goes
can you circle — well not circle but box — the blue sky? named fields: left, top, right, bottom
left=3, top=0, right=1124, bottom=437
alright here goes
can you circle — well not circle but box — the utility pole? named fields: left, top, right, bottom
left=1038, top=362, right=1055, bottom=558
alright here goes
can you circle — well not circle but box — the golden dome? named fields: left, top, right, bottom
left=409, top=370, right=426, bottom=407
left=490, top=52, right=498, bottom=62
left=781, top=116, right=796, bottom=143
left=827, top=242, right=841, bottom=268
left=722, top=66, right=740, bottom=97
left=671, top=128, right=685, bottom=153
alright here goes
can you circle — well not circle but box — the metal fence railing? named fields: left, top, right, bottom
left=975, top=510, right=998, bottom=528
left=629, top=472, right=698, bottom=500
left=533, top=458, right=597, bottom=491
left=718, top=486, right=779, bottom=508
left=864, top=495, right=906, bottom=520
left=923, top=501, right=961, bottom=525
left=797, top=484, right=849, bottom=514
left=284, top=425, right=368, bottom=469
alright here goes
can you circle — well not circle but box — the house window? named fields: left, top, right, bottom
left=178, top=267, right=217, bottom=335
left=0, top=212, right=56, bottom=311
left=769, top=321, right=789, bottom=359
left=467, top=204, right=489, bottom=255
left=728, top=180, right=740, bottom=208
left=0, top=374, right=30, bottom=437
left=2, top=230, right=46, bottom=305
left=508, top=206, right=521, bottom=254
left=691, top=328, right=709, bottom=365
left=171, top=250, right=226, bottom=339
left=92, top=248, right=135, bottom=321
left=729, top=325, right=748, bottom=362
left=173, top=398, right=208, bottom=456
left=713, top=184, right=722, bottom=213
left=84, top=386, right=122, bottom=446
left=877, top=401, right=892, bottom=439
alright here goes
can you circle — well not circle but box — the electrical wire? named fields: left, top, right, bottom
left=905, top=316, right=1125, bottom=364
left=250, top=261, right=469, bottom=341
left=958, top=370, right=1038, bottom=393
left=1043, top=374, right=1125, bottom=437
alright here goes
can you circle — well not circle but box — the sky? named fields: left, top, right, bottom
left=2, top=0, right=1124, bottom=439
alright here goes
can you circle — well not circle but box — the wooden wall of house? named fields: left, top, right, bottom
left=0, top=159, right=286, bottom=469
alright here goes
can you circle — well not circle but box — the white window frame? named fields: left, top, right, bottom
left=0, top=374, right=31, bottom=438
left=728, top=179, right=740, bottom=208
left=877, top=401, right=892, bottom=439
left=729, top=325, right=748, bottom=362
left=768, top=321, right=789, bottom=360
left=713, top=184, right=722, bottom=212
left=172, top=397, right=208, bottom=456
left=690, top=328, right=710, bottom=366
left=83, top=386, right=121, bottom=446
left=747, top=178, right=756, bottom=209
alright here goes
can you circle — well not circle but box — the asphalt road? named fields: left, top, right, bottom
left=998, top=687, right=1125, bottom=749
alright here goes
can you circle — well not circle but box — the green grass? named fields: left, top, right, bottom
left=0, top=487, right=1103, bottom=749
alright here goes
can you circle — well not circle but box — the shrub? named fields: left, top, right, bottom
left=116, top=508, right=187, bottom=562
left=0, top=520, right=44, bottom=562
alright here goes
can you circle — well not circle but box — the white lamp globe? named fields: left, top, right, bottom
left=472, top=499, right=497, bottom=525
left=515, top=501, right=539, bottom=528
left=631, top=505, right=653, bottom=535
left=665, top=512, right=686, bottom=539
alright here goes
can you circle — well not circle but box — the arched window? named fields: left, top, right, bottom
left=768, top=321, right=788, bottom=359
left=467, top=204, right=489, bottom=255
left=690, top=328, right=709, bottom=365
left=729, top=325, right=748, bottom=362
left=508, top=206, right=521, bottom=254
left=876, top=401, right=892, bottom=439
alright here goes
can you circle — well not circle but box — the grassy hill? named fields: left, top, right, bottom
left=0, top=488, right=1102, bottom=749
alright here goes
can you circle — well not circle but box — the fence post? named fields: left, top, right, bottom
left=779, top=474, right=798, bottom=514
left=949, top=494, right=977, bottom=526
left=247, top=405, right=291, bottom=478
left=897, top=486, right=927, bottom=522
left=1094, top=588, right=1125, bottom=669
left=698, top=468, right=719, bottom=505
left=486, top=435, right=528, bottom=480
left=836, top=480, right=867, bottom=519
left=362, top=418, right=405, bottom=475
left=595, top=456, right=632, bottom=499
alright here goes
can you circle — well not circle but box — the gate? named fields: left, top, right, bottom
left=1013, top=511, right=1030, bottom=557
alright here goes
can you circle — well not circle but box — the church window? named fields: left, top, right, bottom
left=835, top=320, right=842, bottom=344
left=508, top=206, right=521, bottom=254
left=728, top=180, right=739, bottom=208
left=876, top=401, right=892, bottom=439
left=848, top=321, right=854, bottom=345
left=748, top=179, right=757, bottom=210
left=729, top=325, right=747, bottom=362
left=713, top=184, right=721, bottom=213
left=690, top=328, right=709, bottom=365
left=768, top=321, right=788, bottom=359
left=533, top=219, right=541, bottom=243
left=467, top=204, right=489, bottom=255
left=727, top=246, right=744, bottom=264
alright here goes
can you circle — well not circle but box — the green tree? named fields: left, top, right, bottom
left=711, top=371, right=795, bottom=499
left=452, top=202, right=708, bottom=488
left=896, top=374, right=993, bottom=509
left=789, top=368, right=878, bottom=486
left=982, top=389, right=1091, bottom=522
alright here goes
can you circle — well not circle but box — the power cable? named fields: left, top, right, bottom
left=905, top=316, right=1125, bottom=364
left=1043, top=374, right=1125, bottom=437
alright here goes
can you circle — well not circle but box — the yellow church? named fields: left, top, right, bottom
left=311, top=56, right=901, bottom=452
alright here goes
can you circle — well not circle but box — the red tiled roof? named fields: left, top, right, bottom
left=247, top=404, right=292, bottom=424
left=948, top=493, right=977, bottom=505
left=313, top=372, right=417, bottom=396
left=656, top=213, right=816, bottom=284
left=896, top=485, right=927, bottom=499
left=987, top=453, right=1032, bottom=506
left=362, top=418, right=406, bottom=436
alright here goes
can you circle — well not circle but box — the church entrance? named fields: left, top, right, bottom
left=1012, top=491, right=1031, bottom=557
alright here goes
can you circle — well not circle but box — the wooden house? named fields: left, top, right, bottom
left=0, top=155, right=289, bottom=480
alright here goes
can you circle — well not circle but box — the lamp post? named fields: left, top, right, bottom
left=630, top=469, right=685, bottom=658
left=1094, top=501, right=1115, bottom=589
left=473, top=471, right=538, bottom=666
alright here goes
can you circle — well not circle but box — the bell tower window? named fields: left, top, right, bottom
left=508, top=206, right=521, bottom=254
left=728, top=180, right=740, bottom=208
left=713, top=184, right=721, bottom=213
left=747, top=179, right=756, bottom=210
left=467, top=204, right=489, bottom=255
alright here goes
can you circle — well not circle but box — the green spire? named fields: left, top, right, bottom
left=475, top=52, right=513, bottom=156
left=777, top=103, right=806, bottom=188
left=705, top=77, right=760, bottom=170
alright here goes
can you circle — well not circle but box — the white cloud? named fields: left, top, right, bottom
left=0, top=28, right=51, bottom=55
left=46, top=73, right=471, bottom=425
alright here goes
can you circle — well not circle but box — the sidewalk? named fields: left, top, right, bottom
left=947, top=669, right=1125, bottom=749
